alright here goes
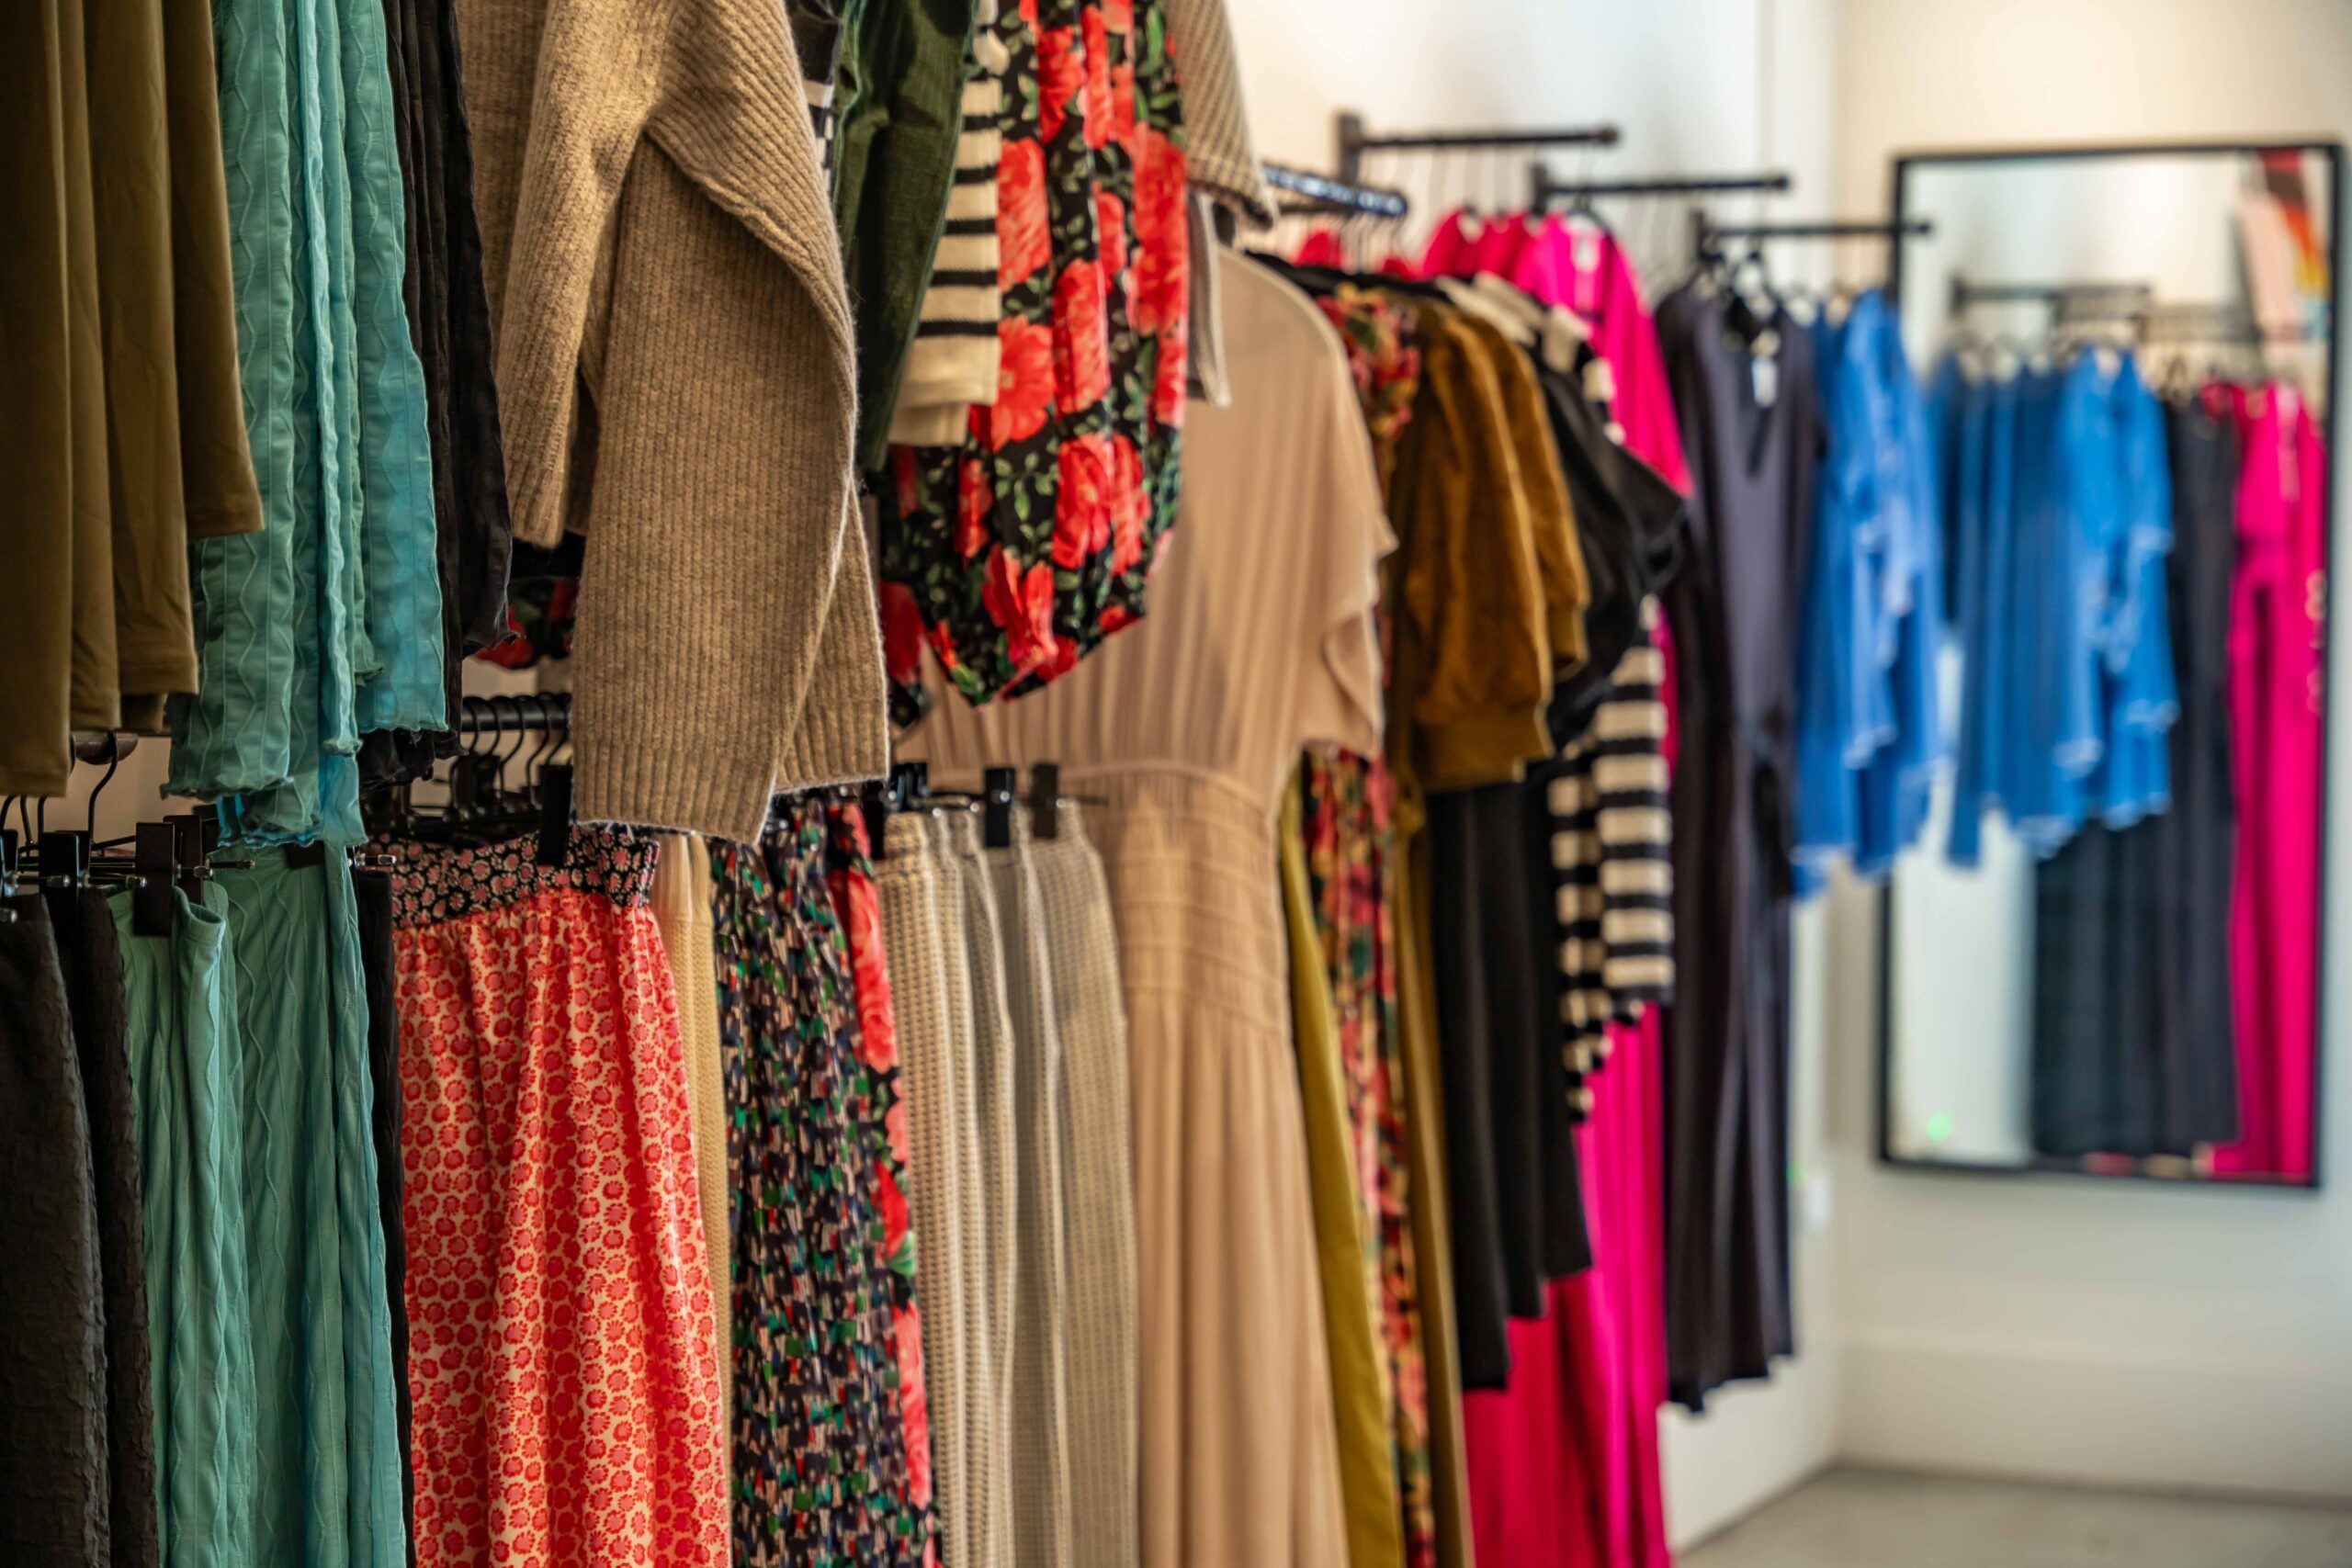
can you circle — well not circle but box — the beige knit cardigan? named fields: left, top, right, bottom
left=458, top=0, right=888, bottom=842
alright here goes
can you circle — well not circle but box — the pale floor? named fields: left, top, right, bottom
left=1683, top=1467, right=2352, bottom=1568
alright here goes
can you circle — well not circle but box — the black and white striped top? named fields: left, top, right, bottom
left=1550, top=603, right=1675, bottom=1115
left=786, top=0, right=847, bottom=170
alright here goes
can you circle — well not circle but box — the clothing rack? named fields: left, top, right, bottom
left=1946, top=276, right=2154, bottom=315
left=1263, top=163, right=1411, bottom=220
left=1697, top=215, right=1932, bottom=247
left=1334, top=112, right=1620, bottom=183
left=2056, top=296, right=2283, bottom=345
left=1531, top=164, right=1793, bottom=208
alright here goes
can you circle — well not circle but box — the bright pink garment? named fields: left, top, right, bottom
left=1463, top=619, right=1682, bottom=1568
left=1511, top=220, right=1692, bottom=493
left=2216, top=384, right=2326, bottom=1181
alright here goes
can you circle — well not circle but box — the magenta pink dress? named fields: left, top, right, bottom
left=2216, top=384, right=2326, bottom=1181
left=1420, top=219, right=1682, bottom=1568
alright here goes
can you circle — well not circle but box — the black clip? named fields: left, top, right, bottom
left=1030, top=762, right=1061, bottom=841
left=39, top=830, right=88, bottom=890
left=537, top=762, right=573, bottom=868
left=166, top=813, right=207, bottom=898
left=286, top=840, right=328, bottom=869
left=132, top=821, right=177, bottom=937
left=861, top=780, right=890, bottom=860
left=982, top=766, right=1016, bottom=850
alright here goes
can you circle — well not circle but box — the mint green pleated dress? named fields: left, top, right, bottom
left=217, top=848, right=408, bottom=1567
left=117, top=883, right=258, bottom=1568
left=171, top=0, right=445, bottom=845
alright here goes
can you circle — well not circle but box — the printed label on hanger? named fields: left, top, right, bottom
left=1575, top=228, right=1601, bottom=276
left=1752, top=347, right=1780, bottom=409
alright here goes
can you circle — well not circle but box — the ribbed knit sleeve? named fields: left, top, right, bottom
left=570, top=144, right=886, bottom=840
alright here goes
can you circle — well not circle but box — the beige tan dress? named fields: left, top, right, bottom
left=908, top=252, right=1393, bottom=1568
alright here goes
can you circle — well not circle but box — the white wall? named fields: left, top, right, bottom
left=1826, top=0, right=2352, bottom=1500
left=1228, top=0, right=1850, bottom=1548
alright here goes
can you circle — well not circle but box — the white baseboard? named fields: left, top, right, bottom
left=1840, top=1333, right=2352, bottom=1500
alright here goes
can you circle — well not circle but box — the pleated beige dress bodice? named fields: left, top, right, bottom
left=905, top=252, right=1393, bottom=1568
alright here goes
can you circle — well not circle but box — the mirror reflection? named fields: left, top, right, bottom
left=1881, top=145, right=2335, bottom=1186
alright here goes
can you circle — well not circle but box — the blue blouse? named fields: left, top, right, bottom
left=1792, top=291, right=1948, bottom=891
left=1938, top=350, right=2177, bottom=863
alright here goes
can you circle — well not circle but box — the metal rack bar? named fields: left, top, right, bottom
left=1532, top=164, right=1793, bottom=207
left=1947, top=276, right=2154, bottom=314
left=1262, top=163, right=1410, bottom=220
left=1335, top=111, right=1619, bottom=182
left=453, top=693, right=571, bottom=737
left=1702, top=216, right=1933, bottom=243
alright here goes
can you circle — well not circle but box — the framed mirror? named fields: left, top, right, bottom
left=1879, top=141, right=2341, bottom=1188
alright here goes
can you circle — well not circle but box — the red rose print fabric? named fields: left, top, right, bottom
left=877, top=0, right=1188, bottom=726
left=388, top=829, right=729, bottom=1568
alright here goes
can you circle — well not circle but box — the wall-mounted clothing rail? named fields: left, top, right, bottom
left=1532, top=164, right=1793, bottom=207
left=1263, top=162, right=1411, bottom=220
left=1701, top=216, right=1933, bottom=243
left=1947, top=276, right=2154, bottom=314
left=1335, top=111, right=1620, bottom=182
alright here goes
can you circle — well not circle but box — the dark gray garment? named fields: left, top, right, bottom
left=2030, top=402, right=2241, bottom=1157
left=354, top=867, right=416, bottom=1562
left=56, top=890, right=160, bottom=1568
left=0, top=900, right=110, bottom=1565
left=1655, top=285, right=1813, bottom=1413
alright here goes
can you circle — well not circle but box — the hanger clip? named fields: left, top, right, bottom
left=132, top=821, right=176, bottom=937
left=982, top=766, right=1016, bottom=850
left=861, top=780, right=891, bottom=860
left=536, top=763, right=573, bottom=869
left=1030, top=762, right=1062, bottom=841
left=38, top=829, right=88, bottom=891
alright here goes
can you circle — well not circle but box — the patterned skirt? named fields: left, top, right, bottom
left=390, top=829, right=728, bottom=1568
left=711, top=800, right=929, bottom=1567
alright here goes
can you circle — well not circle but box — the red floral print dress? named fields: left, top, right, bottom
left=877, top=0, right=1188, bottom=724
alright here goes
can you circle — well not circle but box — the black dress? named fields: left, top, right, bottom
left=1655, top=286, right=1815, bottom=1411
left=2030, top=401, right=2241, bottom=1156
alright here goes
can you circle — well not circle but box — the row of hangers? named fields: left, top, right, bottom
left=2, top=734, right=261, bottom=936
left=364, top=692, right=574, bottom=867
left=860, top=761, right=1102, bottom=859
left=1942, top=277, right=2299, bottom=391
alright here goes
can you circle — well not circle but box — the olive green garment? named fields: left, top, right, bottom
left=0, top=0, right=115, bottom=798
left=1282, top=775, right=1409, bottom=1568
left=161, top=0, right=265, bottom=544
left=0, top=0, right=263, bottom=795
left=87, top=0, right=200, bottom=727
left=831, top=0, right=979, bottom=473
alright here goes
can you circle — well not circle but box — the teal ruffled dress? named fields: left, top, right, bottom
left=171, top=0, right=446, bottom=845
